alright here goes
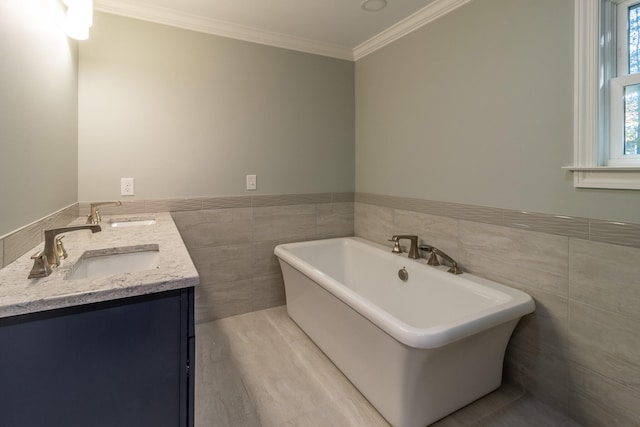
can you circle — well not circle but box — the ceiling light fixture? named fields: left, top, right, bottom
left=63, top=0, right=93, bottom=40
left=360, top=0, right=388, bottom=12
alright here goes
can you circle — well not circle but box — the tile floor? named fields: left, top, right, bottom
left=195, top=306, right=581, bottom=427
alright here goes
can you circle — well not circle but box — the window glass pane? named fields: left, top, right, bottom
left=628, top=3, right=640, bottom=73
left=624, top=83, right=640, bottom=155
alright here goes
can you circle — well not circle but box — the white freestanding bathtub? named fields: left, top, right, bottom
left=274, top=237, right=534, bottom=427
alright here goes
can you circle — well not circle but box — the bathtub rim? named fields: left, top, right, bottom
left=275, top=237, right=535, bottom=349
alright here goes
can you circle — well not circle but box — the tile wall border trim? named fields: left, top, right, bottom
left=77, top=192, right=355, bottom=216
left=354, top=192, right=640, bottom=249
left=3, top=191, right=637, bottom=267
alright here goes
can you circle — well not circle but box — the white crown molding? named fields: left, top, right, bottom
left=94, top=0, right=471, bottom=62
left=93, top=0, right=354, bottom=60
left=353, top=0, right=474, bottom=60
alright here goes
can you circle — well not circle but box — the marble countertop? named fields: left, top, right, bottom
left=0, top=213, right=199, bottom=318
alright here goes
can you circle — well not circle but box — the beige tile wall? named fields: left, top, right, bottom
left=568, top=239, right=640, bottom=426
left=170, top=194, right=354, bottom=323
left=354, top=196, right=640, bottom=427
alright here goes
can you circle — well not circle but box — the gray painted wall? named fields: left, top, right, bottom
left=0, top=0, right=78, bottom=237
left=355, top=0, right=640, bottom=223
left=79, top=13, right=355, bottom=202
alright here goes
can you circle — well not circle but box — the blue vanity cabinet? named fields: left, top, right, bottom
left=0, top=287, right=195, bottom=427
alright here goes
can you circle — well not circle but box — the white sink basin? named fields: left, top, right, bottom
left=109, top=217, right=156, bottom=228
left=67, top=244, right=160, bottom=280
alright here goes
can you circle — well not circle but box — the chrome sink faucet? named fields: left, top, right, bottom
left=29, top=225, right=102, bottom=279
left=418, top=244, right=463, bottom=275
left=87, top=201, right=122, bottom=224
left=389, top=235, right=420, bottom=259
left=29, top=225, right=102, bottom=278
left=43, top=225, right=102, bottom=267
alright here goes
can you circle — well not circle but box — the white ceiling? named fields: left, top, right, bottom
left=93, top=0, right=469, bottom=60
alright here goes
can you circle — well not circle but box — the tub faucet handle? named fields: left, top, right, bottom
left=418, top=245, right=440, bottom=266
left=388, top=237, right=402, bottom=253
left=419, top=244, right=462, bottom=274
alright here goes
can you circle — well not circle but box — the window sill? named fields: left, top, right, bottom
left=563, top=166, right=640, bottom=189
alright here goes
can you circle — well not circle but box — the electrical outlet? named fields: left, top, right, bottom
left=121, top=178, right=134, bottom=196
left=246, top=174, right=257, bottom=191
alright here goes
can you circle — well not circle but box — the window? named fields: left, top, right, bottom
left=570, top=0, right=640, bottom=189
left=608, top=0, right=640, bottom=165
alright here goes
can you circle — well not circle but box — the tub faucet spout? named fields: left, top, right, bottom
left=391, top=235, right=420, bottom=259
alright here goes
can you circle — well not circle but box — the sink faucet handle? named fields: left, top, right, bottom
left=56, top=235, right=68, bottom=260
left=28, top=252, right=53, bottom=279
left=87, top=201, right=122, bottom=224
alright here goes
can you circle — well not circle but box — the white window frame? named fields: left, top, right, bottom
left=609, top=73, right=640, bottom=165
left=610, top=0, right=640, bottom=165
left=616, top=0, right=639, bottom=76
left=568, top=0, right=640, bottom=189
